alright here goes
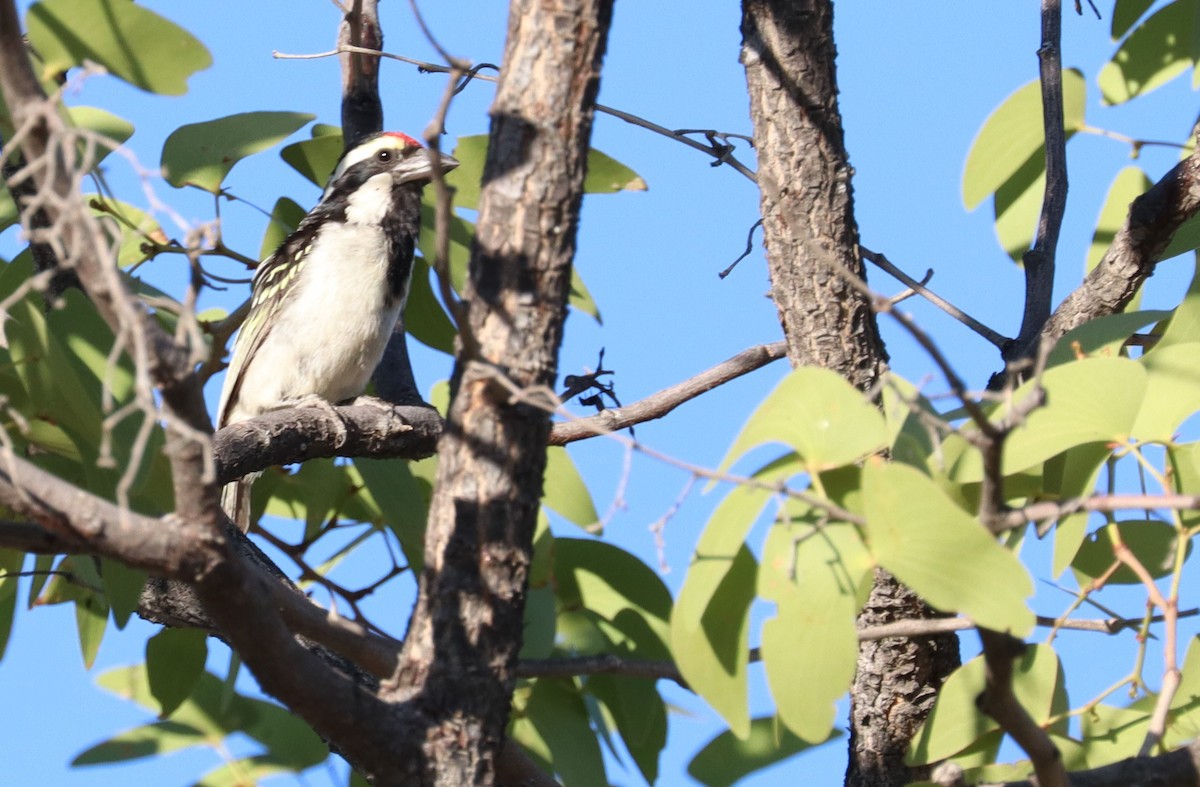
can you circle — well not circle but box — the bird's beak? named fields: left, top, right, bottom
left=395, top=150, right=460, bottom=185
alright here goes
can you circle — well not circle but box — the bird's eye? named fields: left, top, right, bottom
left=376, top=149, right=393, bottom=163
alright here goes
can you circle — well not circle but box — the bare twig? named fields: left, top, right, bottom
left=274, top=44, right=759, bottom=181
left=549, top=341, right=787, bottom=445
left=861, top=246, right=1010, bottom=349
left=1011, top=0, right=1068, bottom=363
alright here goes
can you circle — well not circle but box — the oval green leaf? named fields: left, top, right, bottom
left=146, top=627, right=208, bottom=717
left=1072, top=520, right=1188, bottom=584
left=863, top=460, right=1034, bottom=635
left=27, top=0, right=210, bottom=95
left=162, top=112, right=315, bottom=193
left=688, top=717, right=835, bottom=787
left=964, top=69, right=1085, bottom=210
left=1100, top=0, right=1194, bottom=105
left=759, top=523, right=867, bottom=742
left=719, top=366, right=886, bottom=476
left=1134, top=343, right=1200, bottom=441
left=542, top=446, right=600, bottom=531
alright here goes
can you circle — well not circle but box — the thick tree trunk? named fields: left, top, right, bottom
left=738, top=2, right=959, bottom=785
left=385, top=1, right=613, bottom=784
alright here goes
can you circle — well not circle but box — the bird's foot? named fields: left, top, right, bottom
left=272, top=394, right=349, bottom=446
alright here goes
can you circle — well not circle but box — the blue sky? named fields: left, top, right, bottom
left=3, top=2, right=1199, bottom=785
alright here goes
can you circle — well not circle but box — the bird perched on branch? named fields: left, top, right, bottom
left=217, top=131, right=458, bottom=532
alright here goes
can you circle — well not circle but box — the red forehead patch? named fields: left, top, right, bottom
left=383, top=131, right=423, bottom=148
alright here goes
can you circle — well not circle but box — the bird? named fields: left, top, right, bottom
left=216, top=131, right=459, bottom=532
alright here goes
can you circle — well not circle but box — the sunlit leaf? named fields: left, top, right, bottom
left=355, top=457, right=429, bottom=571
left=555, top=538, right=671, bottom=659
left=759, top=523, right=867, bottom=741
left=1133, top=342, right=1200, bottom=441
left=162, top=112, right=315, bottom=193
left=688, top=717, right=835, bottom=787
left=585, top=148, right=648, bottom=193
left=672, top=483, right=761, bottom=740
left=863, top=460, right=1034, bottom=635
left=1072, top=520, right=1188, bottom=584
left=1046, top=310, right=1169, bottom=367
left=27, top=0, right=210, bottom=95
left=910, top=645, right=1063, bottom=763
left=952, top=358, right=1147, bottom=481
left=1089, top=167, right=1152, bottom=278
left=67, top=106, right=135, bottom=168
left=1158, top=260, right=1200, bottom=348
left=71, top=720, right=209, bottom=765
left=963, top=69, right=1085, bottom=210
left=719, top=367, right=886, bottom=475
left=1100, top=0, right=1194, bottom=104
left=88, top=196, right=166, bottom=268
left=543, top=446, right=600, bottom=531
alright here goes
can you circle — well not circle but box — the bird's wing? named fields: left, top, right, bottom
left=216, top=227, right=316, bottom=426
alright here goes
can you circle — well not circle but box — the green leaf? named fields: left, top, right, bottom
left=1080, top=703, right=1150, bottom=765
left=542, top=446, right=600, bottom=531
left=719, top=367, right=886, bottom=476
left=863, top=460, right=1034, bottom=635
left=994, top=149, right=1047, bottom=262
left=963, top=69, right=1085, bottom=210
left=405, top=256, right=459, bottom=353
left=1158, top=260, right=1200, bottom=348
left=445, top=135, right=647, bottom=210
left=523, top=678, right=608, bottom=787
left=1133, top=343, right=1200, bottom=441
left=0, top=549, right=22, bottom=661
left=162, top=112, right=315, bottom=193
left=759, top=523, right=867, bottom=741
left=584, top=148, right=648, bottom=193
left=910, top=645, right=1063, bottom=763
left=1112, top=0, right=1158, bottom=38
left=687, top=717, right=834, bottom=787
left=587, top=674, right=666, bottom=783
left=554, top=538, right=672, bottom=659
left=569, top=265, right=602, bottom=322
left=280, top=132, right=345, bottom=188
left=1072, top=520, right=1187, bottom=584
left=1089, top=167, right=1153, bottom=274
left=1046, top=310, right=1170, bottom=367
left=952, top=358, right=1147, bottom=481
left=1046, top=443, right=1112, bottom=577
left=100, top=558, right=145, bottom=629
left=239, top=698, right=329, bottom=769
left=354, top=458, right=429, bottom=571
left=67, top=106, right=135, bottom=168
left=195, top=756, right=293, bottom=787
left=26, top=0, right=210, bottom=94
left=145, top=628, right=208, bottom=717
left=88, top=196, right=166, bottom=268
left=260, top=197, right=307, bottom=261
left=1100, top=0, right=1195, bottom=104
left=75, top=584, right=108, bottom=669
left=1161, top=214, right=1200, bottom=261
left=672, top=525, right=759, bottom=738
left=71, top=720, right=209, bottom=765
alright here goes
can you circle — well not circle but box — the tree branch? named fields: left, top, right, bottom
left=1011, top=0, right=1068, bottom=358
left=549, top=341, right=786, bottom=445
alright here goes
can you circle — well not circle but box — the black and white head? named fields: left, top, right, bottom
left=320, top=131, right=459, bottom=205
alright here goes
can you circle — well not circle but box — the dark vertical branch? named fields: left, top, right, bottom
left=339, top=0, right=383, bottom=149
left=385, top=1, right=613, bottom=784
left=1011, top=0, right=1067, bottom=362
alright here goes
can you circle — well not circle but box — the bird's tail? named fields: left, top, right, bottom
left=220, top=474, right=258, bottom=533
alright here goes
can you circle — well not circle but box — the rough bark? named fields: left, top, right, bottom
left=382, top=1, right=613, bottom=784
left=738, top=3, right=959, bottom=785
